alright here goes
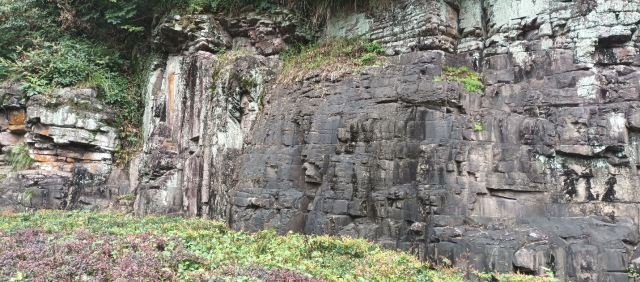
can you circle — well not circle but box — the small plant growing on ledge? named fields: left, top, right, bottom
left=6, top=145, right=33, bottom=171
left=21, top=189, right=34, bottom=205
left=119, top=194, right=136, bottom=200
left=434, top=66, right=484, bottom=95
left=278, top=38, right=387, bottom=83
left=474, top=122, right=483, bottom=132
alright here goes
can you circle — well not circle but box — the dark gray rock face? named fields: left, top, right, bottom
left=227, top=50, right=640, bottom=281
left=0, top=0, right=638, bottom=280
left=133, top=0, right=640, bottom=281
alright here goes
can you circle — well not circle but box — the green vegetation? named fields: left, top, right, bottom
left=0, top=40, right=125, bottom=96
left=434, top=66, right=484, bottom=95
left=0, top=0, right=154, bottom=166
left=474, top=122, right=483, bottom=132
left=20, top=189, right=34, bottom=205
left=279, top=38, right=386, bottom=83
left=0, top=210, right=558, bottom=282
left=477, top=270, right=560, bottom=282
left=168, top=0, right=397, bottom=24
left=118, top=194, right=137, bottom=200
left=0, top=211, right=426, bottom=281
left=5, top=145, right=33, bottom=171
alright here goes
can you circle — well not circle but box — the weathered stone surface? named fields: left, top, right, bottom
left=154, top=10, right=312, bottom=56
left=133, top=1, right=640, bottom=280
left=3, top=0, right=640, bottom=281
left=135, top=51, right=275, bottom=218
left=0, top=87, right=125, bottom=212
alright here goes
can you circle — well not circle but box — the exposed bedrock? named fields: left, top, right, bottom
left=133, top=0, right=640, bottom=280
left=1, top=0, right=640, bottom=280
left=0, top=87, right=130, bottom=212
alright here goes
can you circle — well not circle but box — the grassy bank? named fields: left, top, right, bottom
left=0, top=211, right=557, bottom=281
left=0, top=210, right=436, bottom=281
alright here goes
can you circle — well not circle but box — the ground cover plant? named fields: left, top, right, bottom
left=0, top=210, right=560, bottom=282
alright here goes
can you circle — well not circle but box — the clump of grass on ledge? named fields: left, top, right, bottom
left=474, top=122, right=483, bottom=132
left=434, top=66, right=485, bottom=95
left=278, top=38, right=386, bottom=83
left=0, top=210, right=558, bottom=282
left=5, top=144, right=33, bottom=171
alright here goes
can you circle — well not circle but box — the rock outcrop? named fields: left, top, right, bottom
left=2, top=0, right=640, bottom=280
left=134, top=1, right=640, bottom=281
left=0, top=87, right=129, bottom=212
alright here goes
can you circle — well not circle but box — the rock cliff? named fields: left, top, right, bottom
left=2, top=0, right=640, bottom=280
left=0, top=87, right=129, bottom=211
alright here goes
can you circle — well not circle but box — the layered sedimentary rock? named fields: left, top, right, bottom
left=133, top=0, right=640, bottom=281
left=2, top=0, right=640, bottom=280
left=0, top=87, right=129, bottom=212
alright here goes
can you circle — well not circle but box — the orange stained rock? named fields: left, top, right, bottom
left=31, top=154, right=56, bottom=163
left=39, top=128, right=48, bottom=135
left=8, top=111, right=25, bottom=125
left=167, top=73, right=174, bottom=125
left=162, top=140, right=175, bottom=147
left=32, top=124, right=49, bottom=136
left=87, top=164, right=99, bottom=173
left=8, top=125, right=25, bottom=132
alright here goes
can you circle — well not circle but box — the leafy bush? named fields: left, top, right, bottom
left=0, top=39, right=124, bottom=94
left=0, top=0, right=61, bottom=60
left=279, top=38, right=386, bottom=83
left=434, top=66, right=485, bottom=95
left=5, top=145, right=33, bottom=171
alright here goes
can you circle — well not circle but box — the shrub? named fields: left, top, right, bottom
left=0, top=0, right=61, bottom=60
left=0, top=39, right=124, bottom=95
left=5, top=145, right=33, bottom=171
left=435, top=66, right=485, bottom=95
left=0, top=211, right=428, bottom=281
